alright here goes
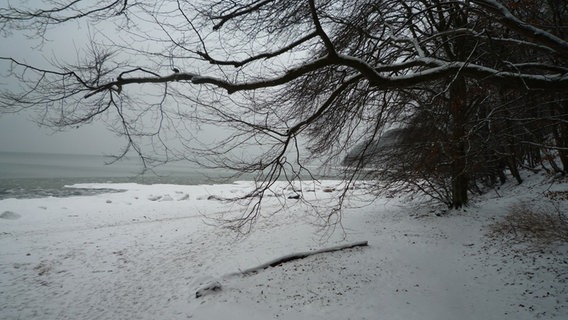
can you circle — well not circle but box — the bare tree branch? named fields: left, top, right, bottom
left=1, top=0, right=568, bottom=231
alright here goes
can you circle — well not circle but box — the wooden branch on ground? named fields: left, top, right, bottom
left=235, top=241, right=369, bottom=276
left=195, top=241, right=368, bottom=298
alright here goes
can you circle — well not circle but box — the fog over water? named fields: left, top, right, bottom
left=0, top=151, right=336, bottom=200
left=0, top=151, right=238, bottom=199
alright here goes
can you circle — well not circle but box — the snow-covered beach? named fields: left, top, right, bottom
left=1, top=175, right=567, bottom=319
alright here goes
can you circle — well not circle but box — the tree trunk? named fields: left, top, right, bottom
left=507, top=156, right=523, bottom=184
left=449, top=75, right=469, bottom=209
left=554, top=101, right=568, bottom=173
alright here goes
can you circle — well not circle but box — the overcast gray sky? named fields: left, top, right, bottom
left=0, top=4, right=127, bottom=155
left=0, top=111, right=124, bottom=155
left=0, top=2, right=278, bottom=158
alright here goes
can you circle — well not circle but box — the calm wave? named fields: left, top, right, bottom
left=0, top=152, right=237, bottom=199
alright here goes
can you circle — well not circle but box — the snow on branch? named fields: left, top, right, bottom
left=80, top=56, right=335, bottom=97
left=77, top=53, right=567, bottom=102
left=473, top=0, right=568, bottom=57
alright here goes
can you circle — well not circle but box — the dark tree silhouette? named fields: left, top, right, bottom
left=1, top=0, right=567, bottom=229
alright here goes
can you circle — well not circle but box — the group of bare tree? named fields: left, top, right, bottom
left=1, top=0, right=567, bottom=228
left=345, top=0, right=567, bottom=208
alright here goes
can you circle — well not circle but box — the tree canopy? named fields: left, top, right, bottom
left=1, top=0, right=567, bottom=229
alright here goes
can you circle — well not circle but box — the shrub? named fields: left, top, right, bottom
left=489, top=201, right=568, bottom=246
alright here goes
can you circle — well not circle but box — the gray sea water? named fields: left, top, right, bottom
left=0, top=152, right=240, bottom=200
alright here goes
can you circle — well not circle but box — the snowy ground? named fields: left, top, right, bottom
left=0, top=174, right=567, bottom=319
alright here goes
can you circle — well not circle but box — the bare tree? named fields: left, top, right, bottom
left=1, top=0, right=567, bottom=229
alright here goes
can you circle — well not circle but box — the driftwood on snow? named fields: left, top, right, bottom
left=234, top=241, right=369, bottom=276
left=195, top=241, right=368, bottom=298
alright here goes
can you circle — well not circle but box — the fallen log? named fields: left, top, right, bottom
left=235, top=241, right=369, bottom=276
left=195, top=241, right=369, bottom=298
